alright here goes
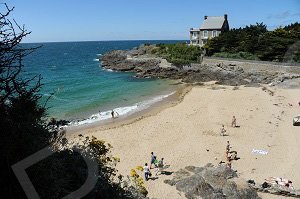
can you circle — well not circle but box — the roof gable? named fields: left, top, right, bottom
left=200, top=16, right=225, bottom=30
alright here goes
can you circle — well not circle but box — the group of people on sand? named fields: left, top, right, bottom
left=219, top=141, right=240, bottom=169
left=219, top=115, right=297, bottom=190
left=220, top=116, right=237, bottom=136
left=143, top=152, right=166, bottom=181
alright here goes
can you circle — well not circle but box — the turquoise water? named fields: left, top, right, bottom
left=22, top=41, right=183, bottom=122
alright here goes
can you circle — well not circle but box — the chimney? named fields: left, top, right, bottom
left=204, top=15, right=208, bottom=20
left=224, top=14, right=228, bottom=20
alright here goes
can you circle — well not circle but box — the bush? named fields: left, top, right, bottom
left=212, top=52, right=258, bottom=60
left=153, top=43, right=202, bottom=66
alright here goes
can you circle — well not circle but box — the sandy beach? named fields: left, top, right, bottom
left=68, top=83, right=300, bottom=199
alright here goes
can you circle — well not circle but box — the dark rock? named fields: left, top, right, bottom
left=185, top=166, right=204, bottom=173
left=165, top=165, right=261, bottom=199
left=100, top=46, right=300, bottom=87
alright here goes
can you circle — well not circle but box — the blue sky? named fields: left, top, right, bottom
left=3, top=0, right=300, bottom=42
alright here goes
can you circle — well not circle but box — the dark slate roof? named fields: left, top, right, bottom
left=200, top=16, right=225, bottom=30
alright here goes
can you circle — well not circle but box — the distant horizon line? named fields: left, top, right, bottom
left=21, top=39, right=189, bottom=44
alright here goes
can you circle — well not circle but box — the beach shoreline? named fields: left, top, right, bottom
left=67, top=83, right=300, bottom=199
left=65, top=45, right=300, bottom=198
left=66, top=82, right=193, bottom=137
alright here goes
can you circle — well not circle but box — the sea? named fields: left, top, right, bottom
left=21, top=40, right=184, bottom=126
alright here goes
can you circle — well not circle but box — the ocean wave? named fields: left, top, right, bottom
left=48, top=65, right=57, bottom=70
left=102, top=68, right=114, bottom=72
left=68, top=91, right=175, bottom=127
left=43, top=93, right=52, bottom=97
left=93, top=58, right=100, bottom=61
left=50, top=95, right=70, bottom=102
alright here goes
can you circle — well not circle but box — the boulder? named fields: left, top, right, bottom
left=165, top=164, right=260, bottom=199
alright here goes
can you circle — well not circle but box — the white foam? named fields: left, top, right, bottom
left=68, top=91, right=175, bottom=127
left=43, top=93, right=52, bottom=97
left=93, top=58, right=100, bottom=61
left=101, top=68, right=114, bottom=72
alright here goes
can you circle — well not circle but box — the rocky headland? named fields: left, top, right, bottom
left=100, top=45, right=300, bottom=87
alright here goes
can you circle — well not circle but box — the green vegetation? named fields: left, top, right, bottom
left=212, top=52, right=258, bottom=60
left=152, top=43, right=202, bottom=66
left=204, top=22, right=300, bottom=62
left=0, top=4, right=145, bottom=199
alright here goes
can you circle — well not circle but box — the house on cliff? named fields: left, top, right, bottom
left=189, top=14, right=229, bottom=47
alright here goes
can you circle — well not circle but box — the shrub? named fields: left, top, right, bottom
left=212, top=52, right=258, bottom=60
left=154, top=43, right=202, bottom=66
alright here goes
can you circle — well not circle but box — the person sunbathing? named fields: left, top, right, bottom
left=226, top=150, right=239, bottom=161
left=229, top=151, right=239, bottom=160
left=264, top=177, right=294, bottom=190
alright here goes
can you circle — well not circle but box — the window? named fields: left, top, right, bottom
left=212, top=30, right=217, bottom=37
left=203, top=30, right=208, bottom=38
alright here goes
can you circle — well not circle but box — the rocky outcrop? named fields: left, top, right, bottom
left=248, top=180, right=300, bottom=198
left=101, top=50, right=161, bottom=72
left=164, top=164, right=260, bottom=199
left=100, top=46, right=300, bottom=87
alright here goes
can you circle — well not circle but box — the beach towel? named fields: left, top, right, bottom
left=293, top=116, right=300, bottom=126
left=252, top=149, right=268, bottom=155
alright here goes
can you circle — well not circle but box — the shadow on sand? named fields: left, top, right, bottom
left=161, top=171, right=173, bottom=176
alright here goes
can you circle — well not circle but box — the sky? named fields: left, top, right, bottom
left=2, top=0, right=300, bottom=43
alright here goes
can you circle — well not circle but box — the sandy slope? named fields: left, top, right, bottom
left=69, top=84, right=300, bottom=199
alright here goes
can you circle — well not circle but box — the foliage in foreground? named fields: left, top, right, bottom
left=0, top=4, right=145, bottom=199
left=204, top=22, right=300, bottom=62
left=151, top=43, right=202, bottom=66
left=129, top=166, right=148, bottom=196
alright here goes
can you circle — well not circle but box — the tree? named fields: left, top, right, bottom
left=0, top=4, right=58, bottom=198
left=0, top=4, right=145, bottom=199
left=204, top=22, right=300, bottom=62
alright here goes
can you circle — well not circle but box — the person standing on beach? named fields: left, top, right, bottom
left=220, top=125, right=227, bottom=136
left=226, top=141, right=231, bottom=152
left=143, top=163, right=151, bottom=181
left=232, top=116, right=237, bottom=127
left=111, top=110, right=115, bottom=119
left=111, top=110, right=119, bottom=119
left=150, top=152, right=155, bottom=169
